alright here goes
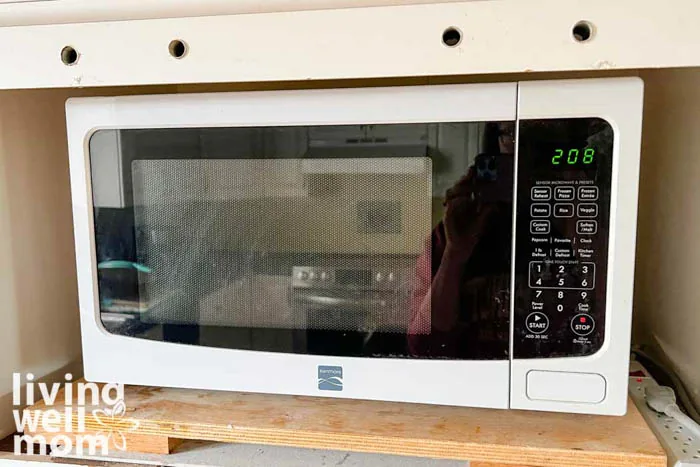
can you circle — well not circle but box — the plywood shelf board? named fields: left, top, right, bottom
left=26, top=383, right=666, bottom=466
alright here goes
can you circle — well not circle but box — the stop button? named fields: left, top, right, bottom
left=571, top=313, right=595, bottom=336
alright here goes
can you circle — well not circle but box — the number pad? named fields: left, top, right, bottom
left=529, top=261, right=594, bottom=290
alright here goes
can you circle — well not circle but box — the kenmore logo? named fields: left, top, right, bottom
left=317, top=366, right=343, bottom=391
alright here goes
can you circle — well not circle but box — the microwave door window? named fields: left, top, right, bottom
left=88, top=122, right=514, bottom=360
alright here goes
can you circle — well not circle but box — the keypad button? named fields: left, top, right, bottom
left=571, top=314, right=595, bottom=336
left=531, top=204, right=551, bottom=218
left=529, top=261, right=594, bottom=290
left=525, top=312, right=550, bottom=334
left=576, top=220, right=597, bottom=235
left=578, top=262, right=595, bottom=284
left=531, top=187, right=552, bottom=201
left=577, top=247, right=594, bottom=260
left=578, top=186, right=599, bottom=201
left=530, top=220, right=550, bottom=234
left=553, top=247, right=573, bottom=259
left=577, top=204, right=598, bottom=218
left=554, top=203, right=575, bottom=218
left=554, top=186, right=575, bottom=201
left=529, top=261, right=546, bottom=288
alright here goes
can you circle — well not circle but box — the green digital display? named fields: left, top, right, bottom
left=551, top=148, right=595, bottom=166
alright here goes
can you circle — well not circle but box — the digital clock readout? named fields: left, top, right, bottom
left=552, top=148, right=595, bottom=166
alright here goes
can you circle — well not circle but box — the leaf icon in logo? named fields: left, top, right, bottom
left=92, top=400, right=140, bottom=451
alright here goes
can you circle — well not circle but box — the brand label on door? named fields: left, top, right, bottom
left=318, top=366, right=343, bottom=391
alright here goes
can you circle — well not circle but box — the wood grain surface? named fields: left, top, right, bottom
left=25, top=383, right=666, bottom=466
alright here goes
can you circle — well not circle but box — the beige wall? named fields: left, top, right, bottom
left=634, top=68, right=700, bottom=408
left=0, top=85, right=175, bottom=437
left=0, top=89, right=82, bottom=437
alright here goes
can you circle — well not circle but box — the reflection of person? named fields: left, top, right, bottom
left=408, top=123, right=514, bottom=358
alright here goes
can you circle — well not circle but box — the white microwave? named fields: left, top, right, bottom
left=66, top=78, right=643, bottom=415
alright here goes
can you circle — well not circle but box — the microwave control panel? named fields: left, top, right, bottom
left=513, top=118, right=614, bottom=359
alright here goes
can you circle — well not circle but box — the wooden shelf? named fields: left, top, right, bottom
left=26, top=383, right=666, bottom=466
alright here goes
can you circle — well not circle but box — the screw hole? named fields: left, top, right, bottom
left=572, top=20, right=594, bottom=42
left=168, top=39, right=188, bottom=59
left=60, top=46, right=79, bottom=66
left=442, top=27, right=462, bottom=47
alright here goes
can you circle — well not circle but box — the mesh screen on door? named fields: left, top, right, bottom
left=131, top=158, right=432, bottom=333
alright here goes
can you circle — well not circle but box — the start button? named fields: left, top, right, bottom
left=525, top=312, right=550, bottom=334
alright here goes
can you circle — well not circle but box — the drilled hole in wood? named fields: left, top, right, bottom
left=168, top=39, right=188, bottom=59
left=572, top=21, right=594, bottom=42
left=442, top=27, right=462, bottom=47
left=61, top=46, right=79, bottom=66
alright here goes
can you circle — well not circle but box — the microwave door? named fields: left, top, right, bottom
left=90, top=124, right=516, bottom=361
left=69, top=83, right=521, bottom=409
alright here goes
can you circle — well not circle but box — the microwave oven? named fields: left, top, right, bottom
left=66, top=78, right=643, bottom=415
